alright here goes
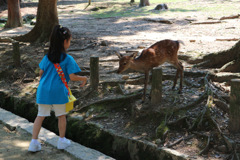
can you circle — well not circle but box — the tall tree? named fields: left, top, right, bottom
left=139, top=0, right=150, bottom=7
left=15, top=0, right=59, bottom=43
left=4, top=0, right=23, bottom=28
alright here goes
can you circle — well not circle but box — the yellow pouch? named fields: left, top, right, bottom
left=66, top=88, right=77, bottom=112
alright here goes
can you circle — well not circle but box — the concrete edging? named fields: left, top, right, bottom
left=0, top=107, right=115, bottom=160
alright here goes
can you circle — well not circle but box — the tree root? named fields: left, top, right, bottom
left=193, top=132, right=211, bottom=155
left=166, top=135, right=194, bottom=148
left=0, top=37, right=14, bottom=43
left=77, top=92, right=142, bottom=112
left=174, top=91, right=208, bottom=114
left=68, top=42, right=97, bottom=52
left=199, top=134, right=211, bottom=155
left=192, top=40, right=240, bottom=69
left=213, top=98, right=229, bottom=114
left=204, top=76, right=235, bottom=153
left=212, top=72, right=240, bottom=83
left=167, top=116, right=188, bottom=128
left=218, top=60, right=240, bottom=72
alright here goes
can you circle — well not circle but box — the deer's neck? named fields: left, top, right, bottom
left=130, top=59, right=146, bottom=72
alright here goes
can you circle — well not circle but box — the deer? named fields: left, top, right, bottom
left=115, top=39, right=184, bottom=102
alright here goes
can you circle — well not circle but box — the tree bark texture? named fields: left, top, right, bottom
left=195, top=40, right=240, bottom=70
left=90, top=57, right=99, bottom=90
left=12, top=41, right=21, bottom=67
left=5, top=0, right=22, bottom=28
left=15, top=0, right=59, bottom=43
left=139, top=0, right=150, bottom=7
left=229, top=79, right=240, bottom=133
left=151, top=67, right=162, bottom=105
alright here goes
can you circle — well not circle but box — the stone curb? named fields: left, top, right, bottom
left=0, top=107, right=115, bottom=160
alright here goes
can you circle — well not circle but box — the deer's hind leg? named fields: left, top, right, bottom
left=172, top=61, right=183, bottom=93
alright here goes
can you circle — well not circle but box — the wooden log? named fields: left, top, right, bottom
left=12, top=41, right=21, bottom=67
left=143, top=18, right=173, bottom=24
left=0, top=37, right=14, bottom=43
left=229, top=79, right=240, bottom=133
left=151, top=67, right=162, bottom=105
left=216, top=38, right=239, bottom=41
left=220, top=14, right=240, bottom=20
left=90, top=56, right=99, bottom=90
left=191, top=21, right=222, bottom=25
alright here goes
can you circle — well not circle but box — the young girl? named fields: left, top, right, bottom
left=28, top=25, right=87, bottom=152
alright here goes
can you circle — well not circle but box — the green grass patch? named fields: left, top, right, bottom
left=113, top=0, right=187, bottom=3
left=91, top=4, right=155, bottom=18
left=89, top=0, right=196, bottom=18
left=0, top=23, right=5, bottom=28
left=89, top=0, right=239, bottom=18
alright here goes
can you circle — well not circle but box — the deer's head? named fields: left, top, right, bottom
left=115, top=52, right=138, bottom=74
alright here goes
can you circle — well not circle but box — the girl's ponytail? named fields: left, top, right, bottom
left=48, top=25, right=72, bottom=63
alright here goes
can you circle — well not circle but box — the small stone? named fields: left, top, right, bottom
left=217, top=145, right=227, bottom=153
left=142, top=133, right=148, bottom=136
left=186, top=141, right=192, bottom=145
left=122, top=75, right=129, bottom=80
left=132, top=136, right=141, bottom=140
left=154, top=4, right=168, bottom=10
left=30, top=20, right=36, bottom=25
left=23, top=78, right=34, bottom=83
left=25, top=92, right=31, bottom=96
left=155, top=139, right=162, bottom=144
left=138, top=46, right=145, bottom=49
left=100, top=41, right=108, bottom=46
left=0, top=18, right=7, bottom=23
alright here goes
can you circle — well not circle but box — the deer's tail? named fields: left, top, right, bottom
left=177, top=40, right=185, bottom=46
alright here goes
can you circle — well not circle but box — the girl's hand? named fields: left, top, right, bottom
left=69, top=74, right=87, bottom=87
left=80, top=76, right=87, bottom=87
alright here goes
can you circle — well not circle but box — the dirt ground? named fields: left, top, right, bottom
left=1, top=0, right=240, bottom=159
left=0, top=122, right=77, bottom=160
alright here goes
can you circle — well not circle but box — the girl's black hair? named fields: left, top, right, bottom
left=47, top=25, right=72, bottom=63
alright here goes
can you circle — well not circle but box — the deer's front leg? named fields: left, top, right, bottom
left=178, top=62, right=184, bottom=94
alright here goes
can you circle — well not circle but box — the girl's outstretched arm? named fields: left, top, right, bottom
left=69, top=73, right=87, bottom=87
left=39, top=69, right=44, bottom=78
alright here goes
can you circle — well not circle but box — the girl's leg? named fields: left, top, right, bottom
left=32, top=116, right=45, bottom=139
left=58, top=115, right=66, bottom=138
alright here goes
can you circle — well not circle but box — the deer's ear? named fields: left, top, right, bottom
left=131, top=51, right=138, bottom=58
left=115, top=52, right=123, bottom=59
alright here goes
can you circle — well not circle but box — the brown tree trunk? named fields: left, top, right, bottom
left=4, top=0, right=22, bottom=28
left=130, top=0, right=135, bottom=3
left=139, top=0, right=150, bottom=7
left=14, top=0, right=59, bottom=43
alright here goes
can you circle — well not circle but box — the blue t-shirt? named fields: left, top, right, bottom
left=36, top=54, right=81, bottom=104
